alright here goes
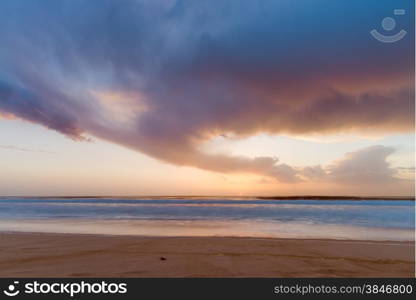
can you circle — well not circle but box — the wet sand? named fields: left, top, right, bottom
left=0, top=232, right=414, bottom=277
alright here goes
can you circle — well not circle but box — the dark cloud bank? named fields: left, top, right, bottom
left=0, top=0, right=414, bottom=185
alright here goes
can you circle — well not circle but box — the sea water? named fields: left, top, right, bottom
left=0, top=197, right=414, bottom=241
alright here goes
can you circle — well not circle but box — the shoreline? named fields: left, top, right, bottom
left=0, top=230, right=414, bottom=243
left=0, top=232, right=414, bottom=278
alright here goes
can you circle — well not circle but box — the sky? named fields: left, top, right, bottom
left=0, top=0, right=414, bottom=196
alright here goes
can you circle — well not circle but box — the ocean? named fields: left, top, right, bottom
left=0, top=197, right=414, bottom=241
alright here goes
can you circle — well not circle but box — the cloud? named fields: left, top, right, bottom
left=0, top=79, right=87, bottom=140
left=301, top=145, right=402, bottom=185
left=326, top=145, right=398, bottom=184
left=0, top=0, right=414, bottom=182
left=0, top=145, right=56, bottom=154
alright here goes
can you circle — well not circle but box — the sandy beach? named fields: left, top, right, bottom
left=0, top=232, right=413, bottom=277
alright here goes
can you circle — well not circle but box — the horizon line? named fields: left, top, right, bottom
left=0, top=195, right=414, bottom=200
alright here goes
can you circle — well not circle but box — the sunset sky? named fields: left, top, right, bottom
left=0, top=0, right=414, bottom=196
